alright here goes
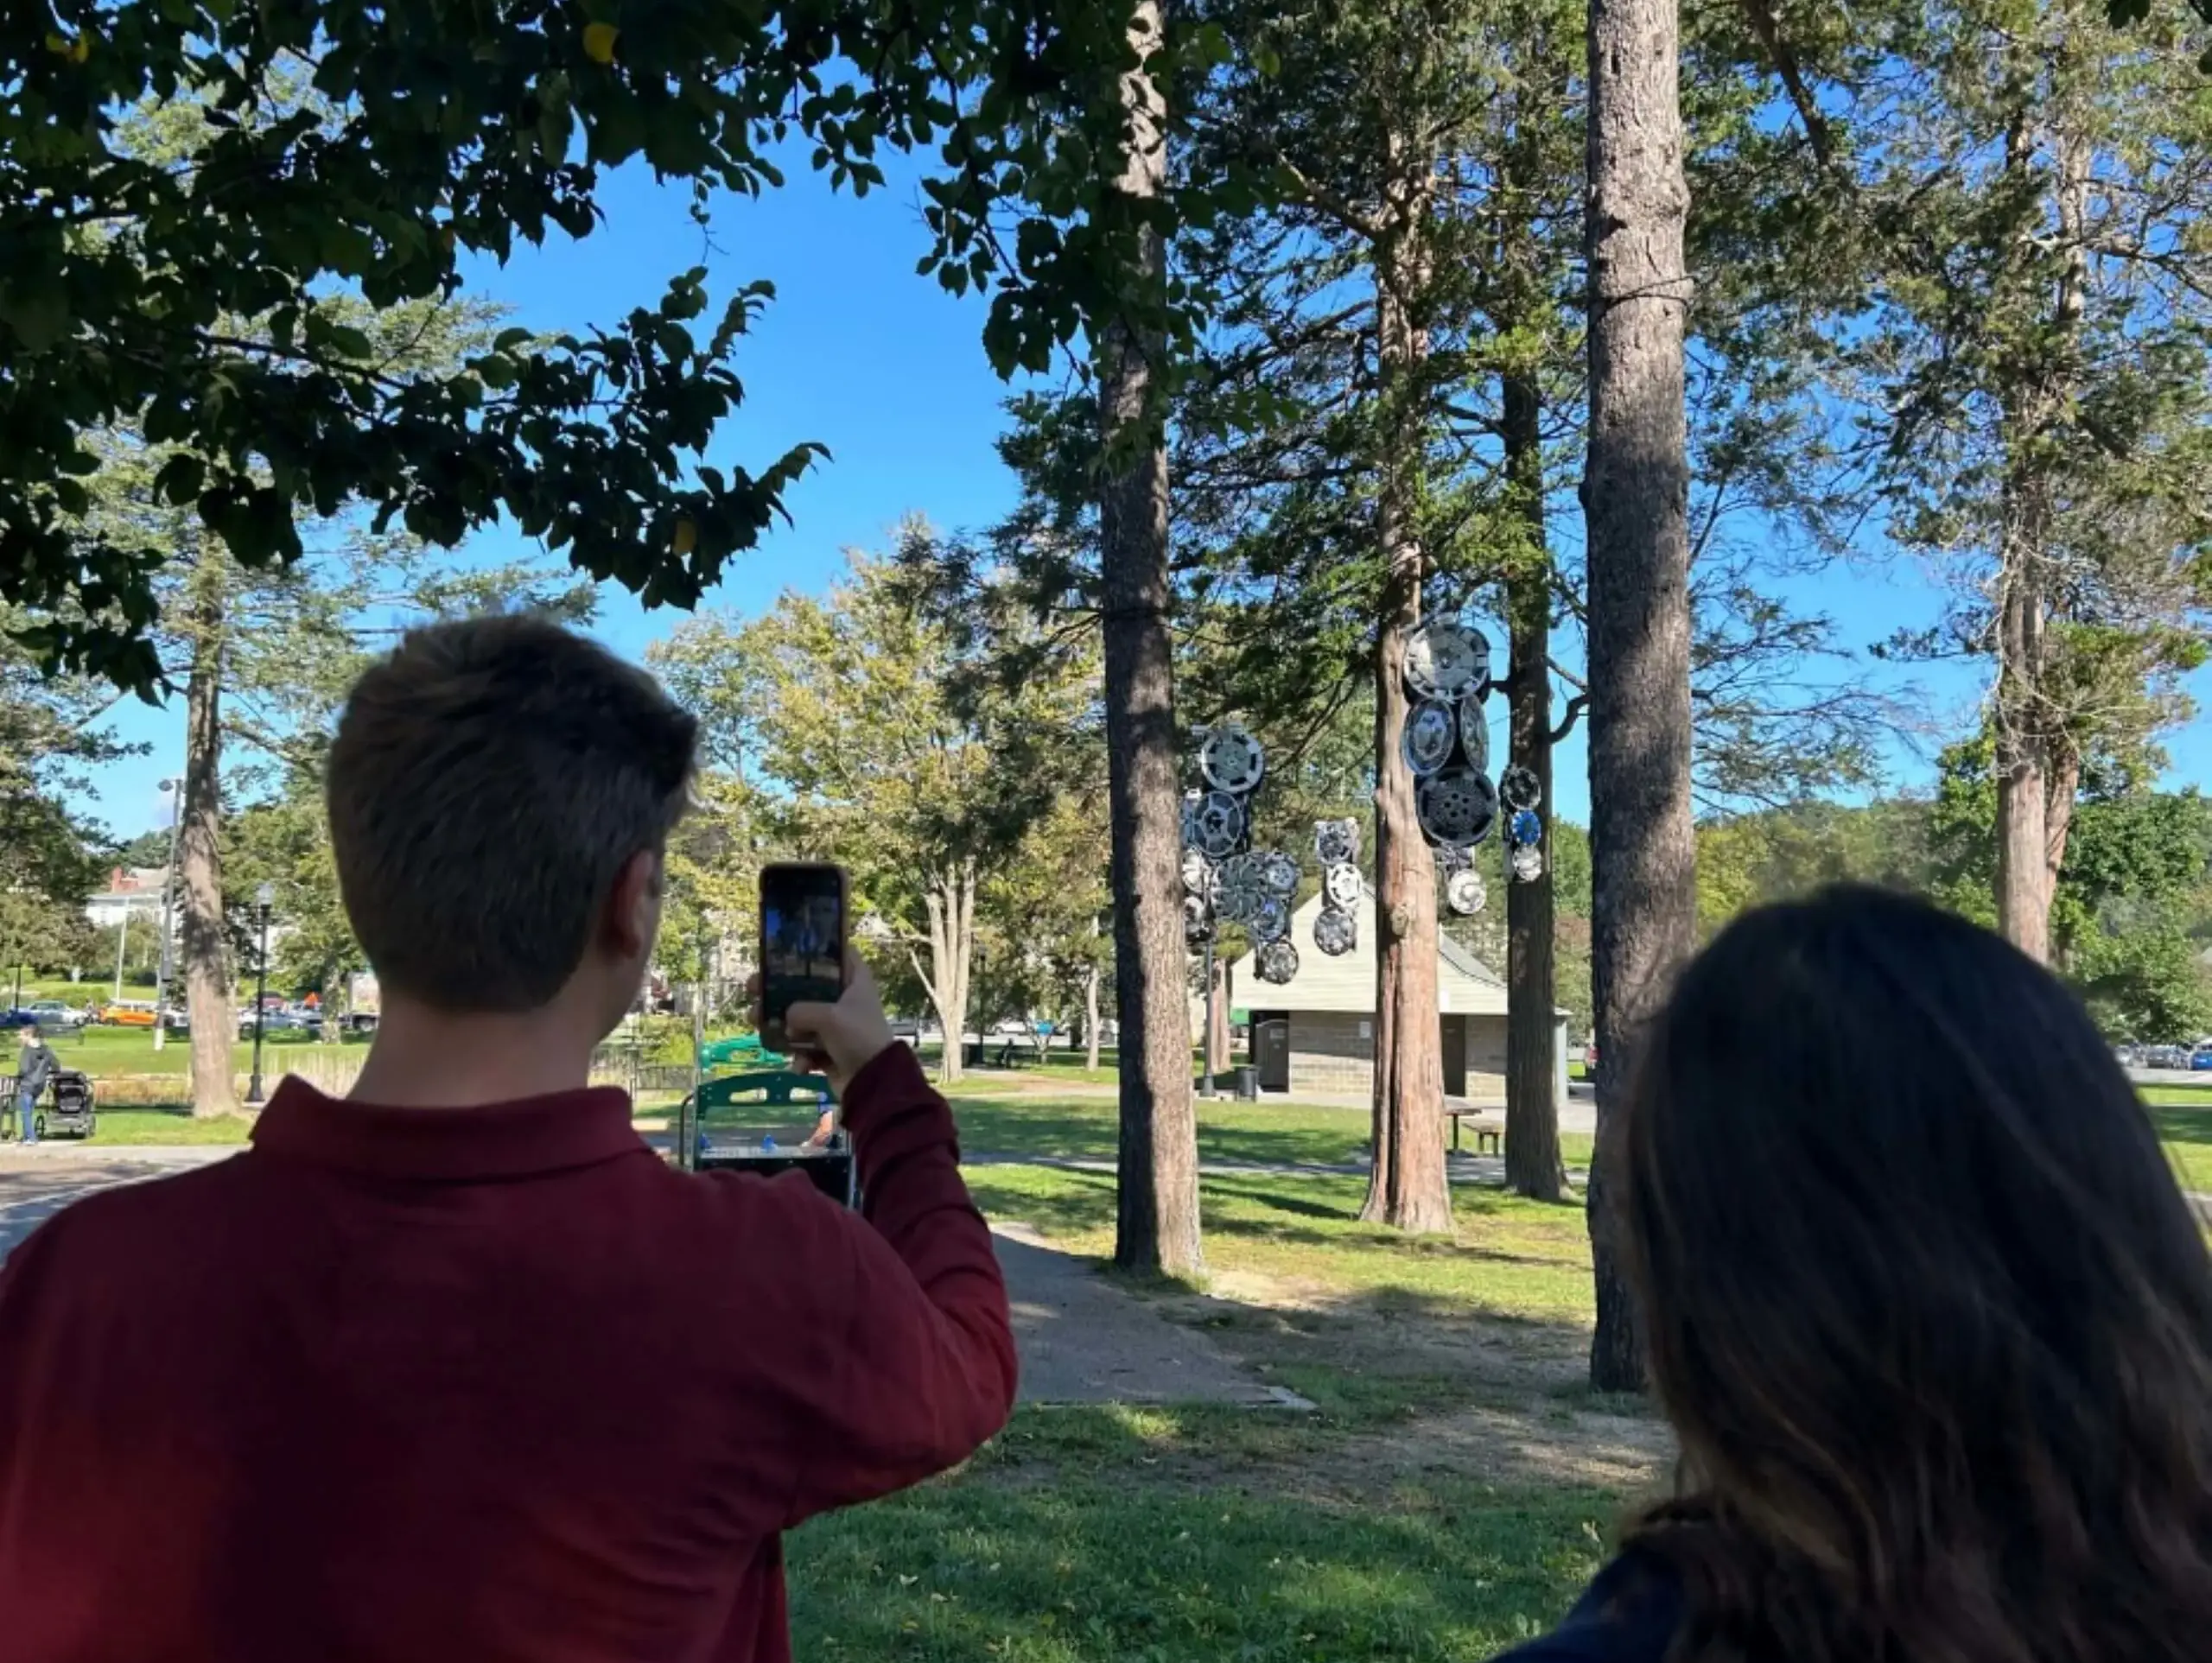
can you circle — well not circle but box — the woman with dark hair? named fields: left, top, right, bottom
left=1497, top=884, right=2212, bottom=1662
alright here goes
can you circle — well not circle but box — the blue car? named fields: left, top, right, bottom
left=2192, top=1046, right=2212, bottom=1072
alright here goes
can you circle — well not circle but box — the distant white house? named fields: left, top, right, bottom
left=83, top=867, right=168, bottom=930
left=1225, top=885, right=1568, bottom=1106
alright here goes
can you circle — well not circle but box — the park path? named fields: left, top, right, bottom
left=0, top=1148, right=1292, bottom=1409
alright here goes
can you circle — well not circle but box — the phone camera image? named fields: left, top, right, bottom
left=760, top=866, right=847, bottom=1031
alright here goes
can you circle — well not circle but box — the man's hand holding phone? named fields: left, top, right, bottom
left=778, top=952, right=896, bottom=1098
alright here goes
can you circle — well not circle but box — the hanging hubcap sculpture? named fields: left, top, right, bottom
left=1402, top=699, right=1458, bottom=776
left=1417, top=767, right=1498, bottom=848
left=1313, top=905, right=1357, bottom=957
left=1198, top=723, right=1267, bottom=795
left=1190, top=791, right=1246, bottom=860
left=1402, top=617, right=1490, bottom=702
left=1255, top=938, right=1300, bottom=985
left=1323, top=861, right=1363, bottom=908
left=1499, top=765, right=1541, bottom=812
left=1446, top=868, right=1488, bottom=917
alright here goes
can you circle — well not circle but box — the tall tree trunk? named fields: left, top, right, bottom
left=1363, top=203, right=1452, bottom=1236
left=919, top=865, right=976, bottom=1084
left=1502, top=371, right=1566, bottom=1203
left=1993, top=114, right=2088, bottom=964
left=1084, top=955, right=1102, bottom=1075
left=181, top=569, right=238, bottom=1119
left=1584, top=0, right=1694, bottom=1391
left=1206, top=956, right=1230, bottom=1081
left=1101, top=0, right=1202, bottom=1278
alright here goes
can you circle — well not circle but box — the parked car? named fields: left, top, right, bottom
left=2193, top=1045, right=2212, bottom=1073
left=237, top=1006, right=321, bottom=1039
left=14, top=1000, right=89, bottom=1031
left=98, top=1000, right=158, bottom=1027
left=159, top=1006, right=189, bottom=1034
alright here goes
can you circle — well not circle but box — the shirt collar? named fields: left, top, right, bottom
left=250, top=1076, right=647, bottom=1181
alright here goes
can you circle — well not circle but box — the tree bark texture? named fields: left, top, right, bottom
left=1584, top=0, right=1694, bottom=1391
left=1362, top=199, right=1452, bottom=1237
left=1993, top=114, right=2088, bottom=964
left=1101, top=0, right=1202, bottom=1278
left=181, top=572, right=238, bottom=1119
left=1502, top=371, right=1566, bottom=1203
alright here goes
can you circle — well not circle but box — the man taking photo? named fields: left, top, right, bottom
left=0, top=616, right=1017, bottom=1660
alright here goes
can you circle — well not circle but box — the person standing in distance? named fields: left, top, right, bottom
left=0, top=615, right=1017, bottom=1662
left=8, top=1025, right=54, bottom=1145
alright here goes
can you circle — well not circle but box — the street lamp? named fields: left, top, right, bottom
left=152, top=778, right=182, bottom=1052
left=247, top=882, right=274, bottom=1107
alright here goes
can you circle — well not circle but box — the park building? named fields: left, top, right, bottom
left=1224, top=885, right=1570, bottom=1109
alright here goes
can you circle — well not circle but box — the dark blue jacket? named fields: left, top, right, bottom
left=1492, top=1552, right=1681, bottom=1662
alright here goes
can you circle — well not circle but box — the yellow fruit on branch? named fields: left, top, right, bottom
left=582, top=22, right=618, bottom=64
left=671, top=515, right=698, bottom=556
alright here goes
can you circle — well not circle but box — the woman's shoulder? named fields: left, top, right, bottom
left=1489, top=1550, right=1682, bottom=1663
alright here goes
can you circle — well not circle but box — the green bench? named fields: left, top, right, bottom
left=695, top=1070, right=835, bottom=1114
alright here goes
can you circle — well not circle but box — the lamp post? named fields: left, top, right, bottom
left=247, top=883, right=273, bottom=1106
left=152, top=778, right=182, bottom=1051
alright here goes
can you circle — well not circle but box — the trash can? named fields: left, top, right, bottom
left=1234, top=1065, right=1260, bottom=1101
left=966, top=1040, right=986, bottom=1069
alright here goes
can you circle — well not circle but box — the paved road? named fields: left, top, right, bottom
left=0, top=1148, right=1295, bottom=1408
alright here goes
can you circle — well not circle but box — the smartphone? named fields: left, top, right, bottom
left=758, top=862, right=849, bottom=1053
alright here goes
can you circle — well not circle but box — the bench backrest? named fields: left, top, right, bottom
left=696, top=1070, right=836, bottom=1114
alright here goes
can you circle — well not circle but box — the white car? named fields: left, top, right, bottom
left=17, top=1000, right=88, bottom=1031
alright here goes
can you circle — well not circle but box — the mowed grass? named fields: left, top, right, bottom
left=788, top=1406, right=1614, bottom=1663
left=30, top=1022, right=354, bottom=1079
left=950, top=1090, right=1598, bottom=1172
left=2146, top=1084, right=2212, bottom=1191
left=969, top=1165, right=1598, bottom=1325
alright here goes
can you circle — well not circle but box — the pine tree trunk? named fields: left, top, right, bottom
left=1101, top=0, right=1201, bottom=1279
left=1993, top=113, right=2087, bottom=965
left=1584, top=0, right=1694, bottom=1391
left=1502, top=372, right=1565, bottom=1203
left=181, top=573, right=238, bottom=1119
left=1362, top=205, right=1452, bottom=1237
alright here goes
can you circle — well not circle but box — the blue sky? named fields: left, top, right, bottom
left=84, top=153, right=2211, bottom=841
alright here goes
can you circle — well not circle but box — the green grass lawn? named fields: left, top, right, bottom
left=28, top=1023, right=359, bottom=1078
left=2146, top=1086, right=2212, bottom=1191
left=949, top=1090, right=1598, bottom=1172
left=789, top=1406, right=1613, bottom=1662
left=969, top=1165, right=1597, bottom=1325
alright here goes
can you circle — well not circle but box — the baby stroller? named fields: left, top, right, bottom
left=35, top=1071, right=96, bottom=1140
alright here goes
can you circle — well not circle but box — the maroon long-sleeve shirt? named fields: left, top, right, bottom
left=0, top=1044, right=1014, bottom=1663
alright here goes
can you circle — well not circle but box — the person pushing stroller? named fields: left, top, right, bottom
left=6, top=1025, right=56, bottom=1145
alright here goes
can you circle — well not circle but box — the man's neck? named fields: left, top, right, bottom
left=347, top=1000, right=603, bottom=1110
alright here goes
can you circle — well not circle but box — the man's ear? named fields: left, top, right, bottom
left=602, top=849, right=661, bottom=961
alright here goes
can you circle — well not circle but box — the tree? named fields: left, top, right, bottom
left=653, top=536, right=1096, bottom=1087
left=8, top=0, right=1198, bottom=689
left=1090, top=0, right=1204, bottom=1276
left=1737, top=0, right=2212, bottom=962
left=1584, top=0, right=1696, bottom=1392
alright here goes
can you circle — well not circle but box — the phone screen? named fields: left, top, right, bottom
left=760, top=865, right=847, bottom=1046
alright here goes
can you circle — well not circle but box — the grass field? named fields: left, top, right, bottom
left=787, top=1411, right=1614, bottom=1662
left=2146, top=1084, right=2212, bottom=1190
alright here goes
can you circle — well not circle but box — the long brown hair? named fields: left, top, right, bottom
left=1616, top=885, right=2212, bottom=1663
